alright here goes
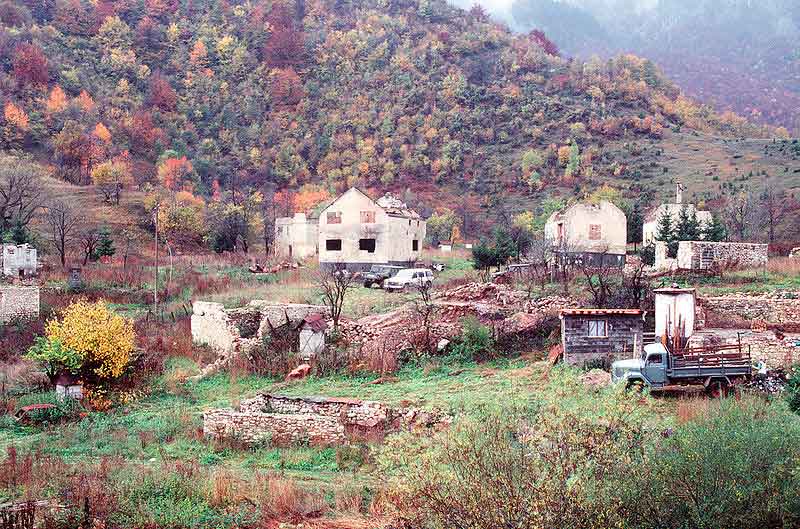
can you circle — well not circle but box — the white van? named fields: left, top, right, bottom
left=384, top=268, right=434, bottom=292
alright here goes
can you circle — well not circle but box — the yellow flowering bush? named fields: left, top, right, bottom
left=46, top=300, right=136, bottom=379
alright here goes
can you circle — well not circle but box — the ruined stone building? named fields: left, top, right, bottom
left=544, top=200, right=627, bottom=265
left=274, top=212, right=319, bottom=260
left=1, top=244, right=37, bottom=278
left=318, top=188, right=426, bottom=270
left=643, top=183, right=712, bottom=244
left=0, top=286, right=40, bottom=323
left=654, top=240, right=768, bottom=271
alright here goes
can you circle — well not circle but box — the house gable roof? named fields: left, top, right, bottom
left=320, top=187, right=423, bottom=220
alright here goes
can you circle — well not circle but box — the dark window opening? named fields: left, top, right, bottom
left=412, top=239, right=419, bottom=251
left=359, top=238, right=376, bottom=253
left=326, top=239, right=342, bottom=251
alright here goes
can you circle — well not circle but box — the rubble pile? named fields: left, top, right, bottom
left=580, top=369, right=612, bottom=391
left=743, top=370, right=789, bottom=395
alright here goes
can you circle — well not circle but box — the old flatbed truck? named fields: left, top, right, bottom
left=611, top=341, right=752, bottom=396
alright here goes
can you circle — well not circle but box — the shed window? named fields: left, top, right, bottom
left=359, top=238, right=376, bottom=253
left=326, top=239, right=342, bottom=251
left=361, top=211, right=375, bottom=223
left=412, top=239, right=419, bottom=251
left=327, top=212, right=342, bottom=224
left=589, top=224, right=602, bottom=240
left=587, top=320, right=607, bottom=338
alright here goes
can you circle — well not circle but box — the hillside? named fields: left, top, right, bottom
left=0, top=0, right=797, bottom=246
left=508, top=0, right=800, bottom=133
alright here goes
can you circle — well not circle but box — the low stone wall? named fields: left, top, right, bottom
left=700, top=292, right=800, bottom=325
left=203, top=394, right=450, bottom=447
left=0, top=286, right=39, bottom=323
left=677, top=241, right=768, bottom=270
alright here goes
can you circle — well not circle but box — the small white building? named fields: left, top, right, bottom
left=299, top=313, right=327, bottom=360
left=654, top=287, right=696, bottom=344
left=318, top=188, right=426, bottom=270
left=544, top=200, right=627, bottom=257
left=2, top=244, right=37, bottom=278
left=643, top=183, right=712, bottom=245
left=274, top=212, right=318, bottom=261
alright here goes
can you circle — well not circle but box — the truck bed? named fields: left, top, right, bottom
left=668, top=344, right=751, bottom=379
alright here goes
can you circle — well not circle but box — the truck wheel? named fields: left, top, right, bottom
left=706, top=379, right=729, bottom=398
left=626, top=380, right=645, bottom=394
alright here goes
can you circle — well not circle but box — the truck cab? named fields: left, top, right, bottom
left=611, top=343, right=670, bottom=388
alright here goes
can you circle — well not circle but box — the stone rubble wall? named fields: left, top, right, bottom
left=700, top=292, right=800, bottom=325
left=0, top=286, right=40, bottom=323
left=677, top=241, right=768, bottom=270
left=204, top=394, right=451, bottom=447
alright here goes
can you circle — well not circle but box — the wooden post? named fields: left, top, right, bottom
left=153, top=204, right=159, bottom=317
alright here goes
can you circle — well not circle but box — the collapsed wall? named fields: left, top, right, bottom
left=191, top=301, right=329, bottom=378
left=203, top=394, right=450, bottom=446
left=655, top=241, right=768, bottom=271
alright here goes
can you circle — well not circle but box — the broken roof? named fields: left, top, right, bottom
left=560, top=308, right=644, bottom=316
left=303, top=313, right=328, bottom=332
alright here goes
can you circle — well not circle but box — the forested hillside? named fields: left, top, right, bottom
left=0, top=0, right=794, bottom=247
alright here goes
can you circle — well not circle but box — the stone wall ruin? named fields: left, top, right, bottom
left=203, top=393, right=450, bottom=446
left=0, top=286, right=40, bottom=323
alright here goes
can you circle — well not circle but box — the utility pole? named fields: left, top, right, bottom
left=153, top=203, right=159, bottom=317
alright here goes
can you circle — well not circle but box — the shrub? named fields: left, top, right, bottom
left=621, top=397, right=800, bottom=528
left=45, top=300, right=136, bottom=380
left=24, top=337, right=82, bottom=384
left=785, top=368, right=800, bottom=413
left=380, top=401, right=646, bottom=528
left=447, top=317, right=495, bottom=362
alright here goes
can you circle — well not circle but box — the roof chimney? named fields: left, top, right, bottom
left=676, top=182, right=683, bottom=205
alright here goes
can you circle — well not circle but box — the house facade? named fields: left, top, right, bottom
left=544, top=200, right=627, bottom=263
left=2, top=244, right=37, bottom=277
left=274, top=213, right=318, bottom=261
left=560, top=308, right=646, bottom=367
left=643, top=183, right=712, bottom=244
left=318, top=188, right=426, bottom=270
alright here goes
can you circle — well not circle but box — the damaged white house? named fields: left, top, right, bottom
left=318, top=188, right=426, bottom=270
left=643, top=183, right=712, bottom=245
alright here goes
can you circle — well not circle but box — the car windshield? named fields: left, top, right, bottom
left=394, top=270, right=413, bottom=279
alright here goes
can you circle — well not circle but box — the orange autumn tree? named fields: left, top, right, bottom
left=93, top=122, right=112, bottom=144
left=157, top=156, right=194, bottom=190
left=2, top=102, right=29, bottom=147
left=45, top=85, right=68, bottom=114
left=293, top=184, right=331, bottom=213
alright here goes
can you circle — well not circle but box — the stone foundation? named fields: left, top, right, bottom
left=203, top=394, right=451, bottom=447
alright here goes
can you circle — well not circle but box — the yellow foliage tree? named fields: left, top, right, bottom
left=91, top=159, right=133, bottom=204
left=46, top=300, right=135, bottom=379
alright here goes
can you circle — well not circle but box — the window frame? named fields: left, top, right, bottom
left=589, top=224, right=602, bottom=241
left=326, top=211, right=342, bottom=224
left=587, top=319, right=608, bottom=338
left=360, top=211, right=376, bottom=224
left=325, top=239, right=342, bottom=252
left=358, top=238, right=377, bottom=253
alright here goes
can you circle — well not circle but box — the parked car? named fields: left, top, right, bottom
left=362, top=265, right=404, bottom=288
left=611, top=341, right=752, bottom=396
left=384, top=268, right=434, bottom=292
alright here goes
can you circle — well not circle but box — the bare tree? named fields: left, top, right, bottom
left=0, top=154, right=45, bottom=234
left=621, top=262, right=650, bottom=309
left=579, top=247, right=618, bottom=308
left=45, top=200, right=83, bottom=267
left=520, top=236, right=553, bottom=297
left=759, top=187, right=788, bottom=243
left=80, top=227, right=100, bottom=265
left=725, top=192, right=756, bottom=241
left=262, top=183, right=277, bottom=258
left=315, top=265, right=357, bottom=331
left=413, top=280, right=438, bottom=355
